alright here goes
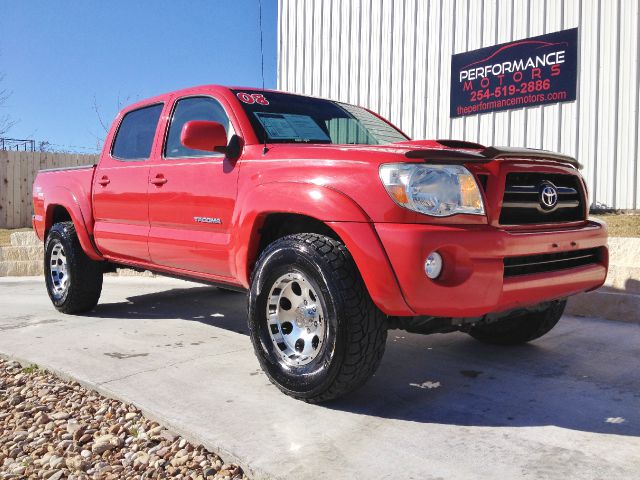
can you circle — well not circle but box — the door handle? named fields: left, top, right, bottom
left=150, top=175, right=168, bottom=186
left=98, top=176, right=110, bottom=186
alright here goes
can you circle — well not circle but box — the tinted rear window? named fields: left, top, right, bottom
left=112, top=104, right=163, bottom=160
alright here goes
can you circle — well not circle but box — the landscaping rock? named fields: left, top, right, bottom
left=0, top=358, right=247, bottom=479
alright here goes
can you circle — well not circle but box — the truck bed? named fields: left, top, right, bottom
left=32, top=165, right=97, bottom=242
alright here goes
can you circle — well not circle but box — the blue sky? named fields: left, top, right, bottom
left=0, top=0, right=277, bottom=153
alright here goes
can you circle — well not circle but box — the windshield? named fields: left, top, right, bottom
left=231, top=89, right=408, bottom=145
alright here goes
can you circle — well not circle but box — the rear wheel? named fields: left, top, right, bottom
left=248, top=233, right=387, bottom=403
left=44, top=222, right=103, bottom=314
left=467, top=300, right=566, bottom=345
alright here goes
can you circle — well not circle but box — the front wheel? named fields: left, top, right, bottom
left=44, top=222, right=103, bottom=314
left=467, top=300, right=567, bottom=345
left=248, top=233, right=387, bottom=403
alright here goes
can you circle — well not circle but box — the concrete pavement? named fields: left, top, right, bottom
left=0, top=276, right=639, bottom=479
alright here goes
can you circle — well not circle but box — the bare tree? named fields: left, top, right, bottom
left=0, top=72, right=17, bottom=136
left=92, top=95, right=110, bottom=135
left=37, top=140, right=52, bottom=152
left=90, top=94, right=132, bottom=150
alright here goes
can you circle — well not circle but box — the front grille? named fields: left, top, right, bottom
left=499, top=172, right=585, bottom=225
left=503, top=248, right=602, bottom=277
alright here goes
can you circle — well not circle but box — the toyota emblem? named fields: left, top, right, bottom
left=539, top=183, right=558, bottom=210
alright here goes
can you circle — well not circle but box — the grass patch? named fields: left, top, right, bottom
left=592, top=214, right=640, bottom=238
left=0, top=228, right=32, bottom=246
left=22, top=364, right=39, bottom=374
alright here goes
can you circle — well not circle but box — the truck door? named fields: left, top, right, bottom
left=92, top=103, right=164, bottom=262
left=147, top=95, right=240, bottom=279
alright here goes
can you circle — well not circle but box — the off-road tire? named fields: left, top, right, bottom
left=468, top=300, right=566, bottom=345
left=44, top=222, right=103, bottom=314
left=248, top=233, right=387, bottom=403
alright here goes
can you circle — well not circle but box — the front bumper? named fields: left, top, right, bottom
left=375, top=220, right=608, bottom=318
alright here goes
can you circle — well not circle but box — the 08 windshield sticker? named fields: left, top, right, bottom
left=236, top=92, right=269, bottom=105
left=253, top=112, right=330, bottom=141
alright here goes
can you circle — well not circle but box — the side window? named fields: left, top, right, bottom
left=164, top=96, right=232, bottom=158
left=112, top=104, right=163, bottom=161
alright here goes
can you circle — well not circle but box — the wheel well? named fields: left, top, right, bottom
left=47, top=205, right=72, bottom=235
left=254, top=213, right=340, bottom=263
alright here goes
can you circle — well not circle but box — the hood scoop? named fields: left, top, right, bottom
left=435, top=139, right=485, bottom=150
left=404, top=143, right=582, bottom=169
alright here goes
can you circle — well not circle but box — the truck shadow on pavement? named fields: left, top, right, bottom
left=89, top=285, right=250, bottom=334
left=89, top=285, right=640, bottom=437
left=333, top=324, right=640, bottom=437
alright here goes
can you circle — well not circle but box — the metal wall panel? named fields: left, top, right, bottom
left=278, top=0, right=640, bottom=209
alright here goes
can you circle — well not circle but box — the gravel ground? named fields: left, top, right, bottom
left=0, top=358, right=248, bottom=479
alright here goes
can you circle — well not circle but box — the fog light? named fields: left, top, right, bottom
left=424, top=251, right=443, bottom=279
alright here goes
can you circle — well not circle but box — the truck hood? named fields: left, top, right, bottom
left=260, top=139, right=581, bottom=169
left=260, top=139, right=474, bottom=164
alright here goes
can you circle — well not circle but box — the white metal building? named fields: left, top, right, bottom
left=277, top=0, right=640, bottom=210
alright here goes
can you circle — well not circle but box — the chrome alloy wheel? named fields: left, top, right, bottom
left=49, top=241, right=69, bottom=298
left=266, top=272, right=326, bottom=366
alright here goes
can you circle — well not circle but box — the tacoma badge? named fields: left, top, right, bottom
left=194, top=216, right=221, bottom=224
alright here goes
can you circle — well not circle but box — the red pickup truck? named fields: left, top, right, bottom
left=32, top=85, right=608, bottom=402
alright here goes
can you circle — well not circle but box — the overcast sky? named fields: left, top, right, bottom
left=0, top=0, right=277, bottom=152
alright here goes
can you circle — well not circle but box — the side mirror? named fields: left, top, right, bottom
left=180, top=120, right=228, bottom=153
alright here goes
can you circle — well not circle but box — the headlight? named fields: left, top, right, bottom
left=379, top=163, right=485, bottom=217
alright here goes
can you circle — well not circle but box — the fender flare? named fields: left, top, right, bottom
left=230, top=182, right=413, bottom=315
left=44, top=186, right=103, bottom=261
left=231, top=182, right=370, bottom=283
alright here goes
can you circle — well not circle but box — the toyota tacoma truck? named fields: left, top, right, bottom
left=32, top=85, right=608, bottom=402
